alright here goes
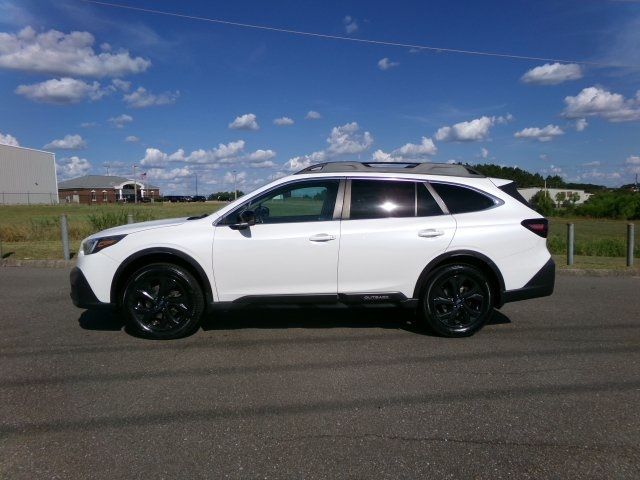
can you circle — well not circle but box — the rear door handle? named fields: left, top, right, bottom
left=418, top=229, right=445, bottom=238
left=309, top=233, right=336, bottom=242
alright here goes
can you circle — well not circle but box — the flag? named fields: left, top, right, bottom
left=140, top=172, right=147, bottom=179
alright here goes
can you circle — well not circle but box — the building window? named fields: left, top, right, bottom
left=102, top=190, right=108, bottom=202
left=91, top=190, right=96, bottom=202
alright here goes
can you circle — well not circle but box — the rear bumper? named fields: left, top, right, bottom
left=70, top=267, right=113, bottom=309
left=500, top=258, right=555, bottom=306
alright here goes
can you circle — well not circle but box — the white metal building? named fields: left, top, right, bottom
left=518, top=187, right=592, bottom=205
left=0, top=144, right=58, bottom=204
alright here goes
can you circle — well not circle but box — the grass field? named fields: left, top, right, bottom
left=0, top=205, right=637, bottom=267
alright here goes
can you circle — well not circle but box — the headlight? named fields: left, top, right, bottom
left=82, top=235, right=126, bottom=255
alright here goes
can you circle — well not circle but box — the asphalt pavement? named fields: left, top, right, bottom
left=0, top=267, right=639, bottom=479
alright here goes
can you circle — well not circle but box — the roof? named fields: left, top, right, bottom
left=58, top=175, right=159, bottom=190
left=294, top=161, right=484, bottom=178
left=0, top=142, right=55, bottom=156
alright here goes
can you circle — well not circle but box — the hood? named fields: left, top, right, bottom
left=88, top=217, right=190, bottom=238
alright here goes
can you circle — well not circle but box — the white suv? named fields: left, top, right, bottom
left=71, top=162, right=554, bottom=339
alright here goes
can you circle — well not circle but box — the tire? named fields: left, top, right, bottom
left=419, top=264, right=493, bottom=337
left=122, top=263, right=205, bottom=339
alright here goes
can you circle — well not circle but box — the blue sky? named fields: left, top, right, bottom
left=1, top=0, right=639, bottom=193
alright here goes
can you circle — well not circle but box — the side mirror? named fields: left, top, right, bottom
left=229, top=209, right=256, bottom=230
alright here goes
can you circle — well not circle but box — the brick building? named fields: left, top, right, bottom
left=58, top=175, right=160, bottom=205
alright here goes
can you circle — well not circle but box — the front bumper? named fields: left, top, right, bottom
left=70, top=267, right=113, bottom=309
left=500, top=258, right=555, bottom=305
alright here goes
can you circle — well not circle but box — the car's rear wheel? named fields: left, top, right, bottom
left=122, top=263, right=205, bottom=339
left=420, top=264, right=492, bottom=337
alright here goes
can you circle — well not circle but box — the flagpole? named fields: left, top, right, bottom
left=133, top=164, right=137, bottom=204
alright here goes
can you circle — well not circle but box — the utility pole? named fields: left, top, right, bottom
left=233, top=170, right=237, bottom=200
left=133, top=164, right=137, bottom=204
left=104, top=163, right=110, bottom=175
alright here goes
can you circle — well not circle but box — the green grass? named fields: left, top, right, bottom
left=0, top=202, right=225, bottom=260
left=0, top=207, right=637, bottom=266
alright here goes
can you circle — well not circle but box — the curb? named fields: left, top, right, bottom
left=557, top=268, right=640, bottom=277
left=0, top=259, right=75, bottom=268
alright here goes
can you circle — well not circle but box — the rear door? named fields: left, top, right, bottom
left=337, top=178, right=456, bottom=298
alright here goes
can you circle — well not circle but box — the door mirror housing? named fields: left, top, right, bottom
left=229, top=209, right=256, bottom=230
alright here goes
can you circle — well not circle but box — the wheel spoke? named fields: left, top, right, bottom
left=136, top=289, right=156, bottom=303
left=433, top=296, right=454, bottom=306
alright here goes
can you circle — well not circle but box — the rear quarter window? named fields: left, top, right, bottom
left=431, top=182, right=496, bottom=214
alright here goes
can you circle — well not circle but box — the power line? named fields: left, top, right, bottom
left=80, top=0, right=638, bottom=69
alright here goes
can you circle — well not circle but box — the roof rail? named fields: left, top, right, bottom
left=294, top=161, right=484, bottom=178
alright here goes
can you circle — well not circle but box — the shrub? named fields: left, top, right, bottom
left=86, top=209, right=156, bottom=232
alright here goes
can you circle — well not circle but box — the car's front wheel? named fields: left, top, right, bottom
left=420, top=264, right=492, bottom=337
left=122, top=263, right=205, bottom=339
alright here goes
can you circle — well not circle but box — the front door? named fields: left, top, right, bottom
left=212, top=179, right=343, bottom=302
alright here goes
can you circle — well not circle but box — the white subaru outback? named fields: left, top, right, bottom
left=71, top=162, right=554, bottom=339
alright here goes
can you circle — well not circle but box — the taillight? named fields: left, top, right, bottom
left=521, top=218, right=548, bottom=238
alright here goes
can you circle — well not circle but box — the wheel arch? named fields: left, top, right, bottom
left=110, top=247, right=214, bottom=306
left=413, top=250, right=506, bottom=307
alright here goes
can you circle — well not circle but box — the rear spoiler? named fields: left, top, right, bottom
left=490, top=178, right=531, bottom=207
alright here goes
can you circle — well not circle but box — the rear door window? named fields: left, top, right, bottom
left=349, top=180, right=443, bottom=219
left=430, top=183, right=496, bottom=214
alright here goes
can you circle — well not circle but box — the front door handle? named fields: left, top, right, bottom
left=309, top=233, right=336, bottom=242
left=418, top=229, right=445, bottom=238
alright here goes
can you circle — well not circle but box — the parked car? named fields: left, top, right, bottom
left=191, top=195, right=206, bottom=202
left=71, top=161, right=554, bottom=339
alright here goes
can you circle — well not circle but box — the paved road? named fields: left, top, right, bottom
left=0, top=268, right=639, bottom=479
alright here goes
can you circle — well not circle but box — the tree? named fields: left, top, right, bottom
left=530, top=190, right=555, bottom=216
left=555, top=191, right=566, bottom=208
left=569, top=192, right=580, bottom=205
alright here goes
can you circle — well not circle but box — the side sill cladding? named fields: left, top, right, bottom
left=110, top=248, right=214, bottom=306
left=412, top=250, right=506, bottom=304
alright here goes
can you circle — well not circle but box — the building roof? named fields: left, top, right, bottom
left=58, top=175, right=159, bottom=190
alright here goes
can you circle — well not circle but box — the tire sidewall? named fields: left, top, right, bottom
left=122, top=263, right=205, bottom=339
left=421, top=264, right=492, bottom=337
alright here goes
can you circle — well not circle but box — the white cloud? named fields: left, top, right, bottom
left=123, top=87, right=179, bottom=108
left=111, top=78, right=131, bottom=92
left=108, top=114, right=133, bottom=128
left=326, top=122, right=374, bottom=155
left=80, top=121, right=98, bottom=128
left=378, top=57, right=399, bottom=70
left=223, top=170, right=247, bottom=185
left=371, top=149, right=393, bottom=162
left=480, top=147, right=489, bottom=159
left=140, top=140, right=247, bottom=167
left=305, top=110, right=322, bottom=120
left=579, top=169, right=622, bottom=181
left=582, top=161, right=601, bottom=167
left=283, top=151, right=327, bottom=171
left=0, top=131, right=19, bottom=146
left=395, top=137, right=437, bottom=158
left=575, top=118, right=588, bottom=132
left=247, top=149, right=276, bottom=162
left=15, top=77, right=107, bottom=104
left=563, top=86, right=640, bottom=122
left=229, top=113, right=259, bottom=130
left=435, top=116, right=495, bottom=142
left=0, top=27, right=150, bottom=77
left=514, top=124, right=564, bottom=142
left=626, top=155, right=640, bottom=165
left=125, top=135, right=139, bottom=143
left=273, top=116, right=294, bottom=126
left=521, top=63, right=583, bottom=85
left=43, top=134, right=86, bottom=150
left=284, top=122, right=373, bottom=171
left=146, top=167, right=192, bottom=180
left=343, top=15, right=358, bottom=34
left=56, top=156, right=91, bottom=179
left=250, top=160, right=276, bottom=168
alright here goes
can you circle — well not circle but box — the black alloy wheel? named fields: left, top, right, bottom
left=123, top=263, right=205, bottom=339
left=421, top=264, right=492, bottom=337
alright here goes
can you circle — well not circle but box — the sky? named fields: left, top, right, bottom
left=0, top=0, right=639, bottom=194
